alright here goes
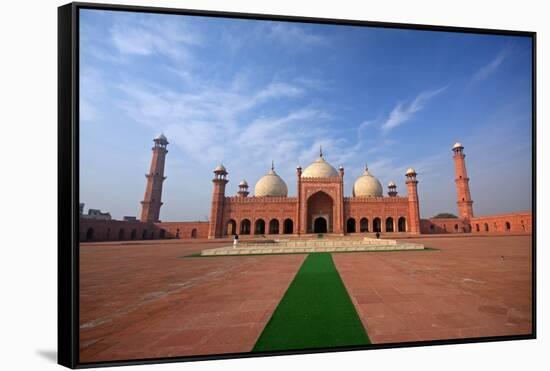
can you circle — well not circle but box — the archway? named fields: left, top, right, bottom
left=398, top=217, right=406, bottom=232
left=254, top=219, right=265, bottom=235
left=85, top=227, right=94, bottom=241
left=307, top=191, right=334, bottom=233
left=505, top=222, right=511, bottom=231
left=159, top=229, right=166, bottom=239
left=118, top=228, right=125, bottom=240
left=360, top=218, right=368, bottom=232
left=346, top=218, right=356, bottom=233
left=373, top=217, right=381, bottom=232
left=283, top=218, right=293, bottom=234
left=476, top=224, right=480, bottom=232
left=226, top=219, right=236, bottom=236
left=240, top=219, right=251, bottom=235
left=484, top=223, right=489, bottom=232
left=142, top=229, right=148, bottom=239
left=191, top=228, right=197, bottom=238
left=314, top=217, right=328, bottom=233
left=269, top=219, right=279, bottom=234
left=130, top=229, right=137, bottom=240
left=386, top=217, right=394, bottom=232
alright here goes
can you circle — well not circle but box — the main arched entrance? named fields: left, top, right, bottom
left=307, top=191, right=334, bottom=233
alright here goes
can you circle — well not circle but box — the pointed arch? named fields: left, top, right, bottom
left=269, top=219, right=279, bottom=234
left=360, top=218, right=369, bottom=232
left=283, top=218, right=293, bottom=234
left=255, top=219, right=266, bottom=235
left=346, top=218, right=356, bottom=233
left=398, top=217, right=406, bottom=232
left=240, top=219, right=251, bottom=235
left=385, top=217, right=394, bottom=232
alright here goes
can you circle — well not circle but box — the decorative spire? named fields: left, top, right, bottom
left=271, top=160, right=274, bottom=171
left=365, top=162, right=368, bottom=172
left=319, top=145, right=323, bottom=158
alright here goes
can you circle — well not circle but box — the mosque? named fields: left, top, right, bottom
left=207, top=148, right=417, bottom=238
left=79, top=135, right=532, bottom=242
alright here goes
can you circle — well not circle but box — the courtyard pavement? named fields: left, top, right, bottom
left=79, top=235, right=532, bottom=363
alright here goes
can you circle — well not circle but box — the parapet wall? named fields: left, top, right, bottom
left=80, top=218, right=210, bottom=242
left=421, top=211, right=532, bottom=234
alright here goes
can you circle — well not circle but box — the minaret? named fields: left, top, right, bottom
left=140, top=133, right=168, bottom=222
left=296, top=165, right=302, bottom=235
left=452, top=142, right=474, bottom=219
left=208, top=164, right=228, bottom=239
left=405, top=168, right=421, bottom=234
left=388, top=181, right=398, bottom=197
left=237, top=180, right=249, bottom=197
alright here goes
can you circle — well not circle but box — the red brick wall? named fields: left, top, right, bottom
left=80, top=219, right=160, bottom=242
left=344, top=197, right=409, bottom=233
left=222, top=196, right=298, bottom=236
left=80, top=219, right=210, bottom=242
left=420, top=211, right=532, bottom=234
left=470, top=212, right=532, bottom=233
left=155, top=221, right=210, bottom=239
left=421, top=218, right=468, bottom=234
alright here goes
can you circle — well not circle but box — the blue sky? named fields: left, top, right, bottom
left=79, top=9, right=532, bottom=221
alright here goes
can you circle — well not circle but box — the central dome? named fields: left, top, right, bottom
left=255, top=165, right=288, bottom=197
left=353, top=165, right=383, bottom=197
left=302, top=152, right=339, bottom=178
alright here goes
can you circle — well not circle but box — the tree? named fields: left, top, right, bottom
left=432, top=213, right=458, bottom=219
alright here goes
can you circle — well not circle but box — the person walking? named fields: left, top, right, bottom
left=375, top=231, right=380, bottom=239
left=233, top=233, right=239, bottom=248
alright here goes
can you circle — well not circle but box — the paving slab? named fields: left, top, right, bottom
left=79, top=240, right=305, bottom=363
left=333, top=235, right=532, bottom=344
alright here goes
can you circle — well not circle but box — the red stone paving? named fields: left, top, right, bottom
left=80, top=235, right=533, bottom=362
left=333, top=235, right=533, bottom=344
left=79, top=240, right=305, bottom=363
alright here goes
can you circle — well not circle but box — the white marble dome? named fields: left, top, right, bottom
left=213, top=164, right=227, bottom=173
left=353, top=166, right=383, bottom=197
left=255, top=168, right=288, bottom=197
left=301, top=155, right=339, bottom=178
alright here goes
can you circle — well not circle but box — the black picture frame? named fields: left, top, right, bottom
left=58, top=2, right=536, bottom=368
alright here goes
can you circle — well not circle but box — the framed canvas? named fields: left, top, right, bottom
left=58, top=2, right=536, bottom=368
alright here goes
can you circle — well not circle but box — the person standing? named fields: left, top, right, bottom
left=233, top=233, right=239, bottom=248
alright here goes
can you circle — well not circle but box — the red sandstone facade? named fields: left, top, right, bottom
left=79, top=137, right=532, bottom=242
left=206, top=156, right=419, bottom=240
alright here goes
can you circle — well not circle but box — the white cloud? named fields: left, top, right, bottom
left=265, top=23, right=327, bottom=47
left=470, top=52, right=506, bottom=84
left=110, top=15, right=199, bottom=61
left=381, top=86, right=448, bottom=132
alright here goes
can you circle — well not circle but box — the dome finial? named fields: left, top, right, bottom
left=365, top=162, right=368, bottom=172
left=271, top=160, right=274, bottom=171
left=319, top=145, right=323, bottom=158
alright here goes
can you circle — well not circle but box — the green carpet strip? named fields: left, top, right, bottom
left=252, top=253, right=371, bottom=352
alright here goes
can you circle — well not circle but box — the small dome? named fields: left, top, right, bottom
left=406, top=168, right=416, bottom=175
left=255, top=168, right=288, bottom=197
left=239, top=180, right=248, bottom=187
left=155, top=133, right=168, bottom=142
left=302, top=155, right=339, bottom=178
left=353, top=167, right=383, bottom=197
left=388, top=181, right=396, bottom=187
left=213, top=164, right=227, bottom=173
left=452, top=142, right=463, bottom=149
